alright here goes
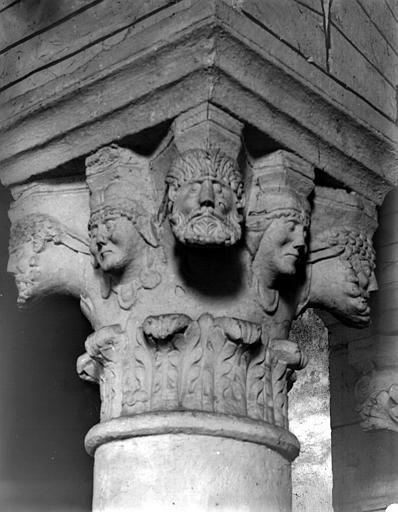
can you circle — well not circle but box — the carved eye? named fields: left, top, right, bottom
left=190, top=183, right=200, bottom=193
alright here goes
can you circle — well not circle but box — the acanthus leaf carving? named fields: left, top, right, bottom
left=269, top=339, right=308, bottom=428
left=355, top=369, right=398, bottom=433
left=83, top=324, right=128, bottom=421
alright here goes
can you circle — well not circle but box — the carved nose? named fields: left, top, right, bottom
left=96, top=225, right=108, bottom=246
left=368, top=272, right=378, bottom=293
left=292, top=227, right=306, bottom=251
left=7, top=257, right=15, bottom=274
left=199, top=179, right=215, bottom=208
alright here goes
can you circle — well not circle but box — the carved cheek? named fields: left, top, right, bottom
left=217, top=189, right=234, bottom=214
left=89, top=235, right=97, bottom=253
left=15, top=250, right=32, bottom=274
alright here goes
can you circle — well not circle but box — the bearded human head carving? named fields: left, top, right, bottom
left=8, top=213, right=90, bottom=306
left=165, top=149, right=244, bottom=247
left=305, top=187, right=378, bottom=328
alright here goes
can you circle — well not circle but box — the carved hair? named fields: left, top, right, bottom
left=9, top=213, right=90, bottom=255
left=313, top=227, right=375, bottom=271
left=89, top=202, right=159, bottom=249
left=166, top=149, right=243, bottom=197
left=246, top=208, right=309, bottom=233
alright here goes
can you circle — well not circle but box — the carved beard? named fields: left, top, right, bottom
left=15, top=276, right=35, bottom=305
left=170, top=207, right=242, bottom=246
left=14, top=267, right=41, bottom=306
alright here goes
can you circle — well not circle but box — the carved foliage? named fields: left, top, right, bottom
left=268, top=339, right=308, bottom=429
left=121, top=314, right=262, bottom=417
left=355, top=370, right=398, bottom=433
left=83, top=325, right=128, bottom=421
left=77, top=315, right=306, bottom=425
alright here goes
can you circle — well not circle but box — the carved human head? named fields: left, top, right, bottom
left=245, top=151, right=314, bottom=289
left=247, top=189, right=310, bottom=285
left=165, top=149, right=244, bottom=246
left=87, top=145, right=159, bottom=281
left=307, top=187, right=378, bottom=327
left=8, top=214, right=90, bottom=305
left=309, top=228, right=377, bottom=327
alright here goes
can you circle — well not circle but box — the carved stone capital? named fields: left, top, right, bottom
left=355, top=368, right=398, bottom=433
left=6, top=129, right=384, bottom=512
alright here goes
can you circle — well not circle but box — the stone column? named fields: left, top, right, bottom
left=325, top=187, right=398, bottom=512
left=296, top=185, right=398, bottom=511
left=7, top=104, right=321, bottom=510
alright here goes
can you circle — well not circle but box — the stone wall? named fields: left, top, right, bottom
left=1, top=0, right=396, bottom=123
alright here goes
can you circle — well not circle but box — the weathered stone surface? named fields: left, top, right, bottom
left=302, top=187, right=378, bottom=328
left=1, top=3, right=397, bottom=511
left=1, top=2, right=396, bottom=204
left=325, top=186, right=398, bottom=512
left=5, top=130, right=384, bottom=510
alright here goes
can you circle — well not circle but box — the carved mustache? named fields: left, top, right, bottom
left=186, top=206, right=227, bottom=223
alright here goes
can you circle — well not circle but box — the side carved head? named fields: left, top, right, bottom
left=165, top=149, right=244, bottom=247
left=246, top=190, right=310, bottom=288
left=87, top=145, right=161, bottom=290
left=306, top=187, right=378, bottom=327
left=8, top=213, right=90, bottom=305
left=245, top=151, right=314, bottom=301
left=308, top=228, right=377, bottom=327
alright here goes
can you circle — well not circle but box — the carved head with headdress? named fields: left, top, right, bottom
left=86, top=145, right=161, bottom=293
left=165, top=149, right=244, bottom=246
left=246, top=151, right=313, bottom=291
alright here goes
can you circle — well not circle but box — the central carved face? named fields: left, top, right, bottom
left=256, top=215, right=307, bottom=284
left=168, top=177, right=242, bottom=246
left=90, top=214, right=140, bottom=274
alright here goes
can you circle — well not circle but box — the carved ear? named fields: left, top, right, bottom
left=59, top=232, right=91, bottom=255
left=167, top=183, right=178, bottom=202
